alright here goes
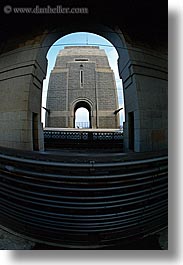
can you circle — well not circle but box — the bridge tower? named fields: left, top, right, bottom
left=45, top=46, right=120, bottom=129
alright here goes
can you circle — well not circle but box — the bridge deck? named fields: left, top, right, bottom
left=44, top=128, right=123, bottom=132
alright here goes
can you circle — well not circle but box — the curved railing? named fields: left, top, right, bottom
left=0, top=149, right=168, bottom=248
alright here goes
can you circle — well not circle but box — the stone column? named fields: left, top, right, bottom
left=118, top=36, right=168, bottom=152
left=0, top=43, right=47, bottom=151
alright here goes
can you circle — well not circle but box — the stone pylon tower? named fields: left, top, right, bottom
left=45, top=46, right=119, bottom=129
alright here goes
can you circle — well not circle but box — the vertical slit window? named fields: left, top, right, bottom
left=80, top=70, right=84, bottom=87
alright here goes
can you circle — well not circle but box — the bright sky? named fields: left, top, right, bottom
left=41, top=32, right=124, bottom=127
left=75, top=107, right=90, bottom=128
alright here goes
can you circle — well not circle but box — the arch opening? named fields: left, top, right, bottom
left=74, top=106, right=91, bottom=129
left=42, top=31, right=125, bottom=131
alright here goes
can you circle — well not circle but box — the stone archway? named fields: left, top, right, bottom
left=71, top=98, right=94, bottom=129
left=73, top=101, right=92, bottom=129
left=0, top=23, right=167, bottom=152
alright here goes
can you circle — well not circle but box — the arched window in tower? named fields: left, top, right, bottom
left=75, top=107, right=90, bottom=128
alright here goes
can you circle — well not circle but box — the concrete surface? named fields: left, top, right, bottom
left=0, top=228, right=35, bottom=250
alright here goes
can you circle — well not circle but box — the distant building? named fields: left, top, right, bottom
left=46, top=46, right=119, bottom=129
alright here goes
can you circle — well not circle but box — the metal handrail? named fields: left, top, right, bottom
left=0, top=153, right=168, bottom=168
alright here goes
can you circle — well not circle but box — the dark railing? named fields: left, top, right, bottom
left=44, top=130, right=123, bottom=149
left=0, top=147, right=168, bottom=249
